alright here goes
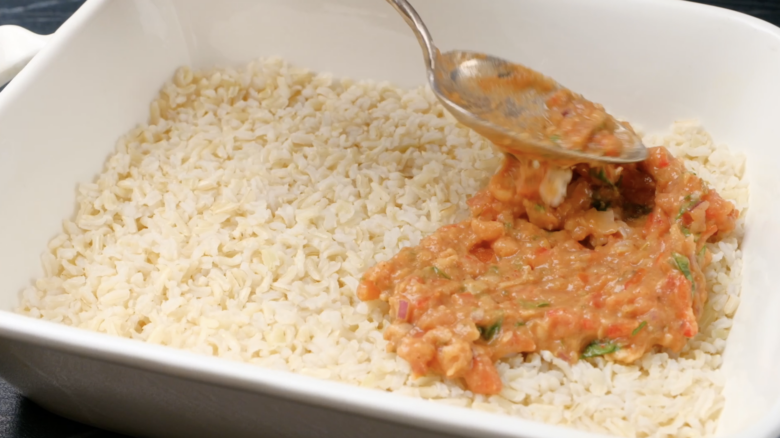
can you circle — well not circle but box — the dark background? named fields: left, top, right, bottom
left=1, top=0, right=779, bottom=437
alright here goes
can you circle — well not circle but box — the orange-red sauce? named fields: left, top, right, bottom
left=471, top=64, right=635, bottom=157
left=357, top=148, right=737, bottom=395
left=543, top=88, right=627, bottom=156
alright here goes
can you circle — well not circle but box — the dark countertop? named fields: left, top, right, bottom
left=1, top=0, right=780, bottom=437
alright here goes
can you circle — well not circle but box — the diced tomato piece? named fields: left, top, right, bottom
left=414, top=297, right=430, bottom=310
left=643, top=213, right=655, bottom=235
left=581, top=316, right=596, bottom=330
left=681, top=320, right=697, bottom=338
left=529, top=247, right=551, bottom=268
left=662, top=272, right=692, bottom=313
left=546, top=308, right=579, bottom=338
left=397, top=337, right=436, bottom=376
left=356, top=280, right=381, bottom=301
left=657, top=150, right=670, bottom=168
left=463, top=352, right=503, bottom=395
left=590, top=292, right=604, bottom=309
left=643, top=209, right=670, bottom=237
left=606, top=321, right=635, bottom=339
left=467, top=190, right=502, bottom=220
left=490, top=331, right=537, bottom=360
left=472, top=246, right=495, bottom=263
left=699, top=224, right=718, bottom=244
left=675, top=274, right=692, bottom=305
left=654, top=251, right=668, bottom=267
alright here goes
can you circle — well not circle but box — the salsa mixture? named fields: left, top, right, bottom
left=454, top=60, right=639, bottom=158
left=542, top=88, right=632, bottom=157
left=357, top=148, right=737, bottom=395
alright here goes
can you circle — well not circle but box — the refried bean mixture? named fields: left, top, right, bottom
left=357, top=147, right=737, bottom=395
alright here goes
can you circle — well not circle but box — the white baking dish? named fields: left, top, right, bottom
left=1, top=0, right=779, bottom=437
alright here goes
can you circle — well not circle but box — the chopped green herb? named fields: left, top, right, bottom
left=698, top=246, right=707, bottom=257
left=676, top=195, right=700, bottom=219
left=478, top=318, right=503, bottom=342
left=537, top=302, right=551, bottom=308
left=535, top=204, right=545, bottom=212
left=504, top=221, right=513, bottom=230
left=490, top=265, right=500, bottom=274
left=581, top=340, right=619, bottom=358
left=619, top=269, right=634, bottom=283
left=549, top=134, right=561, bottom=143
left=516, top=321, right=526, bottom=327
left=616, top=174, right=624, bottom=189
left=590, top=168, right=616, bottom=189
left=432, top=266, right=451, bottom=280
left=592, top=198, right=611, bottom=212
left=672, top=252, right=695, bottom=291
left=632, top=321, right=647, bottom=336
left=681, top=225, right=691, bottom=236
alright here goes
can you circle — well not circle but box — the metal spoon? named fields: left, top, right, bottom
left=386, top=0, right=648, bottom=164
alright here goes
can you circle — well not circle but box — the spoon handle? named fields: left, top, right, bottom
left=385, top=0, right=437, bottom=71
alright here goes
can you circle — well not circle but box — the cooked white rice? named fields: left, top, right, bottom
left=17, top=58, right=748, bottom=438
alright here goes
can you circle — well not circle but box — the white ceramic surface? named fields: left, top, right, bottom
left=0, top=0, right=779, bottom=437
left=0, top=25, right=52, bottom=86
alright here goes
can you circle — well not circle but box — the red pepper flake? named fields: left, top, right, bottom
left=658, top=151, right=670, bottom=168
left=624, top=268, right=646, bottom=289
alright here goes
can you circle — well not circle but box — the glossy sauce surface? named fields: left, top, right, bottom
left=358, top=147, right=737, bottom=394
left=446, top=61, right=639, bottom=158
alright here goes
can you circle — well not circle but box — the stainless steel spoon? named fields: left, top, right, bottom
left=386, top=0, right=648, bottom=164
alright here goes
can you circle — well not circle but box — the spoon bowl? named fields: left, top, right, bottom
left=388, top=0, right=648, bottom=164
